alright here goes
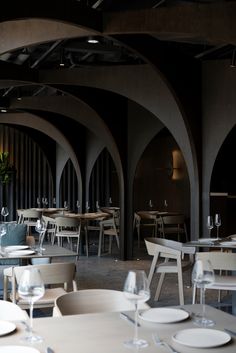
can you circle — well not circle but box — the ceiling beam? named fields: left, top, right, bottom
left=30, top=40, right=63, bottom=69
left=103, top=2, right=236, bottom=46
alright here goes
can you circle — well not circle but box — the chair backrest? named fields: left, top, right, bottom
left=13, top=262, right=77, bottom=289
left=22, top=209, right=42, bottom=219
left=196, top=251, right=236, bottom=271
left=145, top=237, right=183, bottom=255
left=161, top=215, right=185, bottom=225
left=54, top=289, right=149, bottom=316
left=55, top=216, right=80, bottom=230
left=137, top=211, right=157, bottom=220
left=0, top=299, right=28, bottom=320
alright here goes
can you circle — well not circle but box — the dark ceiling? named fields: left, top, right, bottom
left=0, top=0, right=235, bottom=103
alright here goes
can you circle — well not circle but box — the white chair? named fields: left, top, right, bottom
left=54, top=217, right=81, bottom=259
left=159, top=215, right=188, bottom=242
left=42, top=214, right=56, bottom=244
left=0, top=299, right=28, bottom=321
left=192, top=252, right=236, bottom=306
left=98, top=214, right=119, bottom=256
left=145, top=237, right=195, bottom=305
left=53, top=289, right=149, bottom=316
left=21, top=209, right=42, bottom=235
left=5, top=262, right=77, bottom=310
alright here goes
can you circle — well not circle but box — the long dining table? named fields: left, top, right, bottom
left=1, top=304, right=236, bottom=352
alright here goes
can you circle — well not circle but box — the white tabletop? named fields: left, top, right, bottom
left=1, top=304, right=236, bottom=353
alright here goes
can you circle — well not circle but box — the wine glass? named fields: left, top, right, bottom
left=192, top=259, right=215, bottom=327
left=36, top=197, right=40, bottom=208
left=1, top=207, right=9, bottom=222
left=123, top=270, right=150, bottom=348
left=96, top=200, right=100, bottom=211
left=215, top=213, right=221, bottom=239
left=148, top=199, right=153, bottom=210
left=53, top=197, right=56, bottom=207
left=44, top=198, right=48, bottom=208
left=18, top=267, right=45, bottom=343
left=76, top=200, right=80, bottom=213
left=35, top=219, right=46, bottom=251
left=64, top=201, right=68, bottom=211
left=164, top=199, right=168, bottom=211
left=85, top=201, right=90, bottom=213
left=0, top=223, right=7, bottom=253
left=42, top=197, right=45, bottom=208
left=109, top=197, right=112, bottom=206
left=207, top=216, right=214, bottom=237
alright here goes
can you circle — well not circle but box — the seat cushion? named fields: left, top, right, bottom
left=0, top=224, right=27, bottom=265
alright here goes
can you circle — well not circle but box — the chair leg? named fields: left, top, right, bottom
left=192, top=283, right=197, bottom=304
left=98, top=228, right=103, bottom=256
left=154, top=273, right=165, bottom=301
left=177, top=265, right=184, bottom=305
left=108, top=236, right=112, bottom=254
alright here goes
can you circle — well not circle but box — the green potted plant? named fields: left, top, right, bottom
left=0, top=152, right=14, bottom=206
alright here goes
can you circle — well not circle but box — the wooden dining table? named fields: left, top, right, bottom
left=1, top=304, right=236, bottom=352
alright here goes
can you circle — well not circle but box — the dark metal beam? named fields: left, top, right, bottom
left=30, top=40, right=63, bottom=69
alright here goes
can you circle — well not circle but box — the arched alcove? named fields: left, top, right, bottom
left=60, top=158, right=79, bottom=211
left=89, top=148, right=119, bottom=211
left=133, top=128, right=190, bottom=238
left=0, top=124, right=53, bottom=220
left=210, top=126, right=236, bottom=236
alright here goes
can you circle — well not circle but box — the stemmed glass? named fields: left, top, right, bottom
left=35, top=219, right=46, bottom=252
left=18, top=267, right=45, bottom=343
left=53, top=197, right=56, bottom=207
left=76, top=200, right=80, bottom=213
left=1, top=207, right=9, bottom=222
left=148, top=199, right=153, bottom=210
left=36, top=197, right=40, bottom=208
left=85, top=201, right=90, bottom=213
left=123, top=270, right=150, bottom=348
left=207, top=216, right=214, bottom=237
left=0, top=224, right=7, bottom=253
left=192, top=259, right=215, bottom=327
left=164, top=199, right=168, bottom=211
left=109, top=197, right=112, bottom=206
left=96, top=200, right=100, bottom=211
left=215, top=214, right=221, bottom=239
left=64, top=201, right=69, bottom=211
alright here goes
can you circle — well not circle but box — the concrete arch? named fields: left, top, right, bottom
left=0, top=112, right=82, bottom=205
left=41, top=65, right=199, bottom=237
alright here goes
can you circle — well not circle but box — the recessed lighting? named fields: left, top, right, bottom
left=59, top=62, right=65, bottom=67
left=0, top=109, right=7, bottom=113
left=87, top=37, right=99, bottom=44
left=17, top=97, right=22, bottom=101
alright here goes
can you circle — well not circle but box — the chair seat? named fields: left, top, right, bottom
left=157, top=260, right=192, bottom=273
left=15, top=287, right=67, bottom=308
left=205, top=275, right=236, bottom=290
left=56, top=231, right=80, bottom=237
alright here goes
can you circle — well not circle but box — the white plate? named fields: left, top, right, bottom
left=139, top=308, right=189, bottom=323
left=0, top=347, right=40, bottom=353
left=4, top=245, right=29, bottom=252
left=172, top=328, right=231, bottom=348
left=0, top=320, right=16, bottom=336
left=8, top=250, right=35, bottom=257
left=220, top=241, right=236, bottom=246
left=197, top=238, right=218, bottom=243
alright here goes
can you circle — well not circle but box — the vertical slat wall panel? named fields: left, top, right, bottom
left=0, top=125, right=53, bottom=221
left=89, top=148, right=116, bottom=210
left=60, top=159, right=78, bottom=212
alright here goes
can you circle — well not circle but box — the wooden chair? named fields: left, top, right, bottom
left=53, top=289, right=149, bottom=316
left=98, top=213, right=119, bottom=256
left=135, top=212, right=159, bottom=239
left=54, top=217, right=82, bottom=259
left=159, top=215, right=188, bottom=242
left=42, top=214, right=56, bottom=244
left=192, top=252, right=236, bottom=306
left=21, top=209, right=42, bottom=235
left=145, top=237, right=195, bottom=305
left=5, top=262, right=77, bottom=310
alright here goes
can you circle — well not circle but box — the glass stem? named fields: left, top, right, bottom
left=134, top=302, right=138, bottom=343
left=217, top=226, right=219, bottom=238
left=202, top=287, right=206, bottom=319
left=29, top=300, right=34, bottom=336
